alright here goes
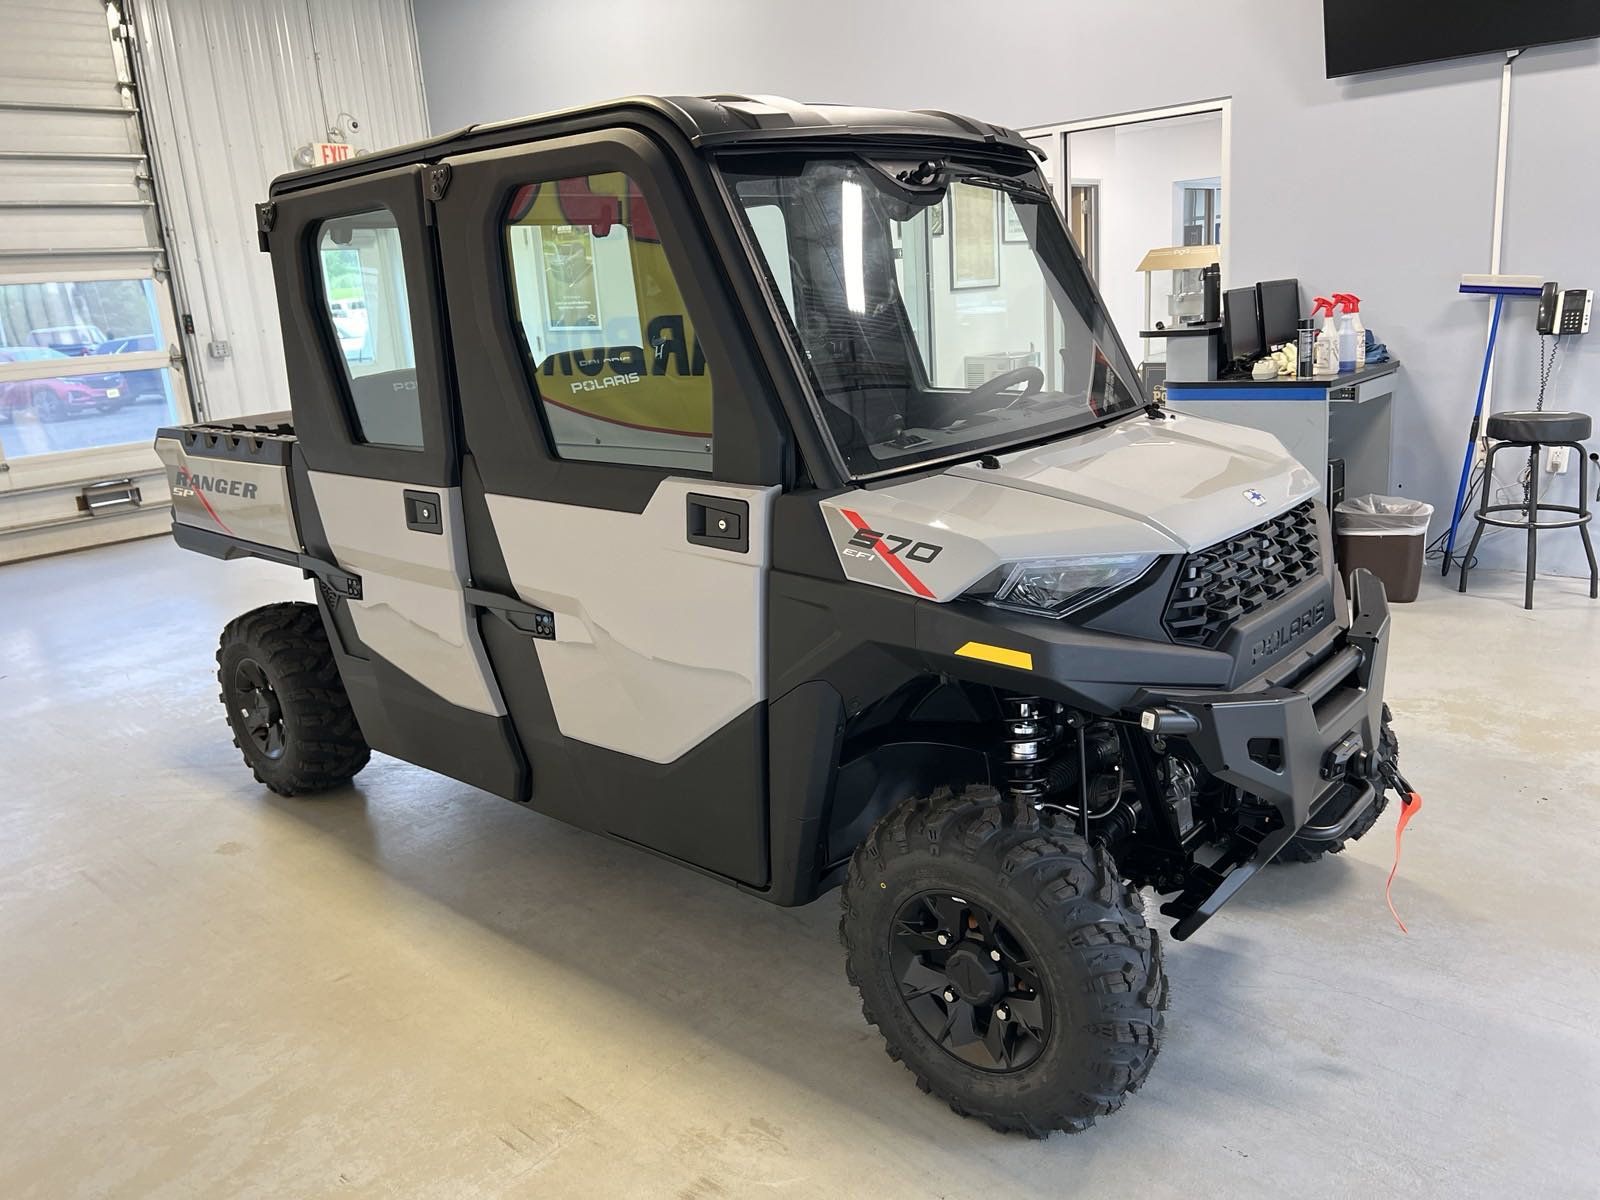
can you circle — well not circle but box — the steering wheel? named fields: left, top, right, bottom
left=970, top=365, right=1045, bottom=403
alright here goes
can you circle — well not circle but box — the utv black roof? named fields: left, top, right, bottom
left=269, top=93, right=1038, bottom=196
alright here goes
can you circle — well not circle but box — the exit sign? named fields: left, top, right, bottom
left=312, top=141, right=354, bottom=165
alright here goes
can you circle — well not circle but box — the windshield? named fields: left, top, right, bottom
left=722, top=154, right=1143, bottom=477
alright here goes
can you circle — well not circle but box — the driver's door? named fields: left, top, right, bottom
left=432, top=127, right=789, bottom=885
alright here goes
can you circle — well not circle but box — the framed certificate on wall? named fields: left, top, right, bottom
left=949, top=184, right=999, bottom=289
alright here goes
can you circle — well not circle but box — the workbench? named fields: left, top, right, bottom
left=1162, top=361, right=1400, bottom=500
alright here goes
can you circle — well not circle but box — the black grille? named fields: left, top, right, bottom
left=1163, top=501, right=1322, bottom=646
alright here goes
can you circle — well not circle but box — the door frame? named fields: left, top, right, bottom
left=266, top=164, right=459, bottom=488
left=1022, top=99, right=1233, bottom=366
left=432, top=126, right=791, bottom=508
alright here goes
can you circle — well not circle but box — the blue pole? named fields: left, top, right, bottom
left=1443, top=292, right=1504, bottom=574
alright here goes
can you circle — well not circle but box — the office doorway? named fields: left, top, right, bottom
left=1024, top=100, right=1230, bottom=375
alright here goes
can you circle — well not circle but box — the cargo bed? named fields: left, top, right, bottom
left=153, top=414, right=361, bottom=598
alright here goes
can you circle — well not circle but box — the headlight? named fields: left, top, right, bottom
left=970, top=553, right=1158, bottom=618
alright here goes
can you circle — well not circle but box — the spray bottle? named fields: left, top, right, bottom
left=1311, top=296, right=1340, bottom=377
left=1333, top=293, right=1366, bottom=372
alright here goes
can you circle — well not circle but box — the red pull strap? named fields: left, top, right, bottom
left=1385, top=792, right=1423, bottom=933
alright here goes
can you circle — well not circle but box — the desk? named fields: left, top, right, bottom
left=1163, top=361, right=1400, bottom=500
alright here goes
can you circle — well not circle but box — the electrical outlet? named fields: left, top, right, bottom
left=1547, top=445, right=1571, bottom=474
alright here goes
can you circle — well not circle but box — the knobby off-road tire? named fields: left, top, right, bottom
left=216, top=602, right=370, bottom=796
left=840, top=785, right=1166, bottom=1137
left=1274, top=704, right=1398, bottom=864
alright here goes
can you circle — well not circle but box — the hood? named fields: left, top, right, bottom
left=944, top=411, right=1319, bottom=552
left=817, top=410, right=1322, bottom=604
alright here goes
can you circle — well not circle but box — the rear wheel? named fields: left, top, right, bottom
left=32, top=387, right=67, bottom=421
left=217, top=601, right=369, bottom=795
left=840, top=785, right=1165, bottom=1136
left=1274, top=705, right=1397, bottom=863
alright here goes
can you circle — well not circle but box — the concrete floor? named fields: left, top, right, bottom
left=2, top=536, right=1598, bottom=1199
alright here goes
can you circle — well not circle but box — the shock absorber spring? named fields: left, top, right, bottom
left=1002, top=696, right=1057, bottom=801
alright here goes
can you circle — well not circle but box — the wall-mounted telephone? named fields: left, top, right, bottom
left=1537, top=282, right=1592, bottom=335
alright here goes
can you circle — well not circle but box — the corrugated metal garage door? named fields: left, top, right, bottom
left=128, top=0, right=432, bottom=423
left=0, top=0, right=192, bottom=560
left=0, top=0, right=429, bottom=562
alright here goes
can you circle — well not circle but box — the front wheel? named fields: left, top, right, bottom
left=217, top=601, right=370, bottom=795
left=840, top=785, right=1166, bottom=1136
left=31, top=387, right=67, bottom=421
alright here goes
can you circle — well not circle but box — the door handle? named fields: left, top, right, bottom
left=404, top=489, right=443, bottom=533
left=686, top=494, right=748, bottom=552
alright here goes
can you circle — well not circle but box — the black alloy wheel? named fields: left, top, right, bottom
left=215, top=602, right=370, bottom=795
left=841, top=785, right=1166, bottom=1136
left=889, top=891, right=1052, bottom=1073
left=231, top=657, right=286, bottom=760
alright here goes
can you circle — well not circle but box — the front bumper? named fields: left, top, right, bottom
left=1138, top=568, right=1395, bottom=939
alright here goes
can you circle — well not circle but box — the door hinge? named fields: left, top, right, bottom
left=423, top=163, right=451, bottom=203
left=255, top=201, right=276, bottom=252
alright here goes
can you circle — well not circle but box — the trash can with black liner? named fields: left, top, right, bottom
left=1333, top=495, right=1434, bottom=603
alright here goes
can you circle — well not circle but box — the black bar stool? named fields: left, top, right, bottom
left=1457, top=409, right=1598, bottom=609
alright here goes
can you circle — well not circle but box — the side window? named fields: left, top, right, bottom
left=316, top=208, right=422, bottom=450
left=503, top=172, right=712, bottom=472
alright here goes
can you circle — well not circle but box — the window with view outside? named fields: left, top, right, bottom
left=0, top=277, right=180, bottom=461
left=724, top=157, right=1142, bottom=477
left=316, top=208, right=421, bottom=449
left=503, top=170, right=714, bottom=473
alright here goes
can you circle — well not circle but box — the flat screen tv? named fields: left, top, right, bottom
left=1325, top=1, right=1600, bottom=78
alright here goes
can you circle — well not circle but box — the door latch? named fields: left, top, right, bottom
left=686, top=494, right=749, bottom=553
left=404, top=489, right=443, bottom=534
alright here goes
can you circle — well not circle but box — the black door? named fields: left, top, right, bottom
left=430, top=127, right=791, bottom=885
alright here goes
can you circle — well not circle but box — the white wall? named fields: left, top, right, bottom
left=413, top=0, right=1600, bottom=577
left=1063, top=116, right=1223, bottom=361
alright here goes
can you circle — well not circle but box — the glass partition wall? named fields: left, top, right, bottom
left=1024, top=101, right=1229, bottom=381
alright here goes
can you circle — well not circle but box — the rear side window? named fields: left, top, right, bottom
left=503, top=172, right=713, bottom=472
left=316, top=207, right=422, bottom=449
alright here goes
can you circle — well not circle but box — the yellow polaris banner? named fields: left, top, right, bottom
left=507, top=172, right=712, bottom=437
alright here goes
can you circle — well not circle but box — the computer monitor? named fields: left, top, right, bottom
left=1256, top=278, right=1302, bottom=348
left=1223, top=287, right=1263, bottom=363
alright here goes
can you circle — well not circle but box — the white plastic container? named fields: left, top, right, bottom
left=1311, top=296, right=1340, bottom=377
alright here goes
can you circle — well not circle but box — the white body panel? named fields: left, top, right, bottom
left=488, top=479, right=777, bottom=763
left=822, top=412, right=1319, bottom=599
left=154, top=436, right=299, bottom=553
left=308, top=471, right=505, bottom=716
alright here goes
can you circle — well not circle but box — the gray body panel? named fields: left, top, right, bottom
left=487, top=479, right=778, bottom=763
left=307, top=471, right=506, bottom=717
left=155, top=435, right=299, bottom=554
left=821, top=412, right=1319, bottom=600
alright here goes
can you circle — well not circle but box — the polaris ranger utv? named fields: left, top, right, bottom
left=156, top=95, right=1409, bottom=1136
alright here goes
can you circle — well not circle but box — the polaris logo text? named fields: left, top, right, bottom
left=1250, top=601, right=1326, bottom=663
left=572, top=372, right=641, bottom=393
left=172, top=467, right=258, bottom=500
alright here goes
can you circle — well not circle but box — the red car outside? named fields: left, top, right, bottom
left=0, top=348, right=126, bottom=422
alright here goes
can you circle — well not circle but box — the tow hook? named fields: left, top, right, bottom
left=1320, top=730, right=1363, bottom=779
